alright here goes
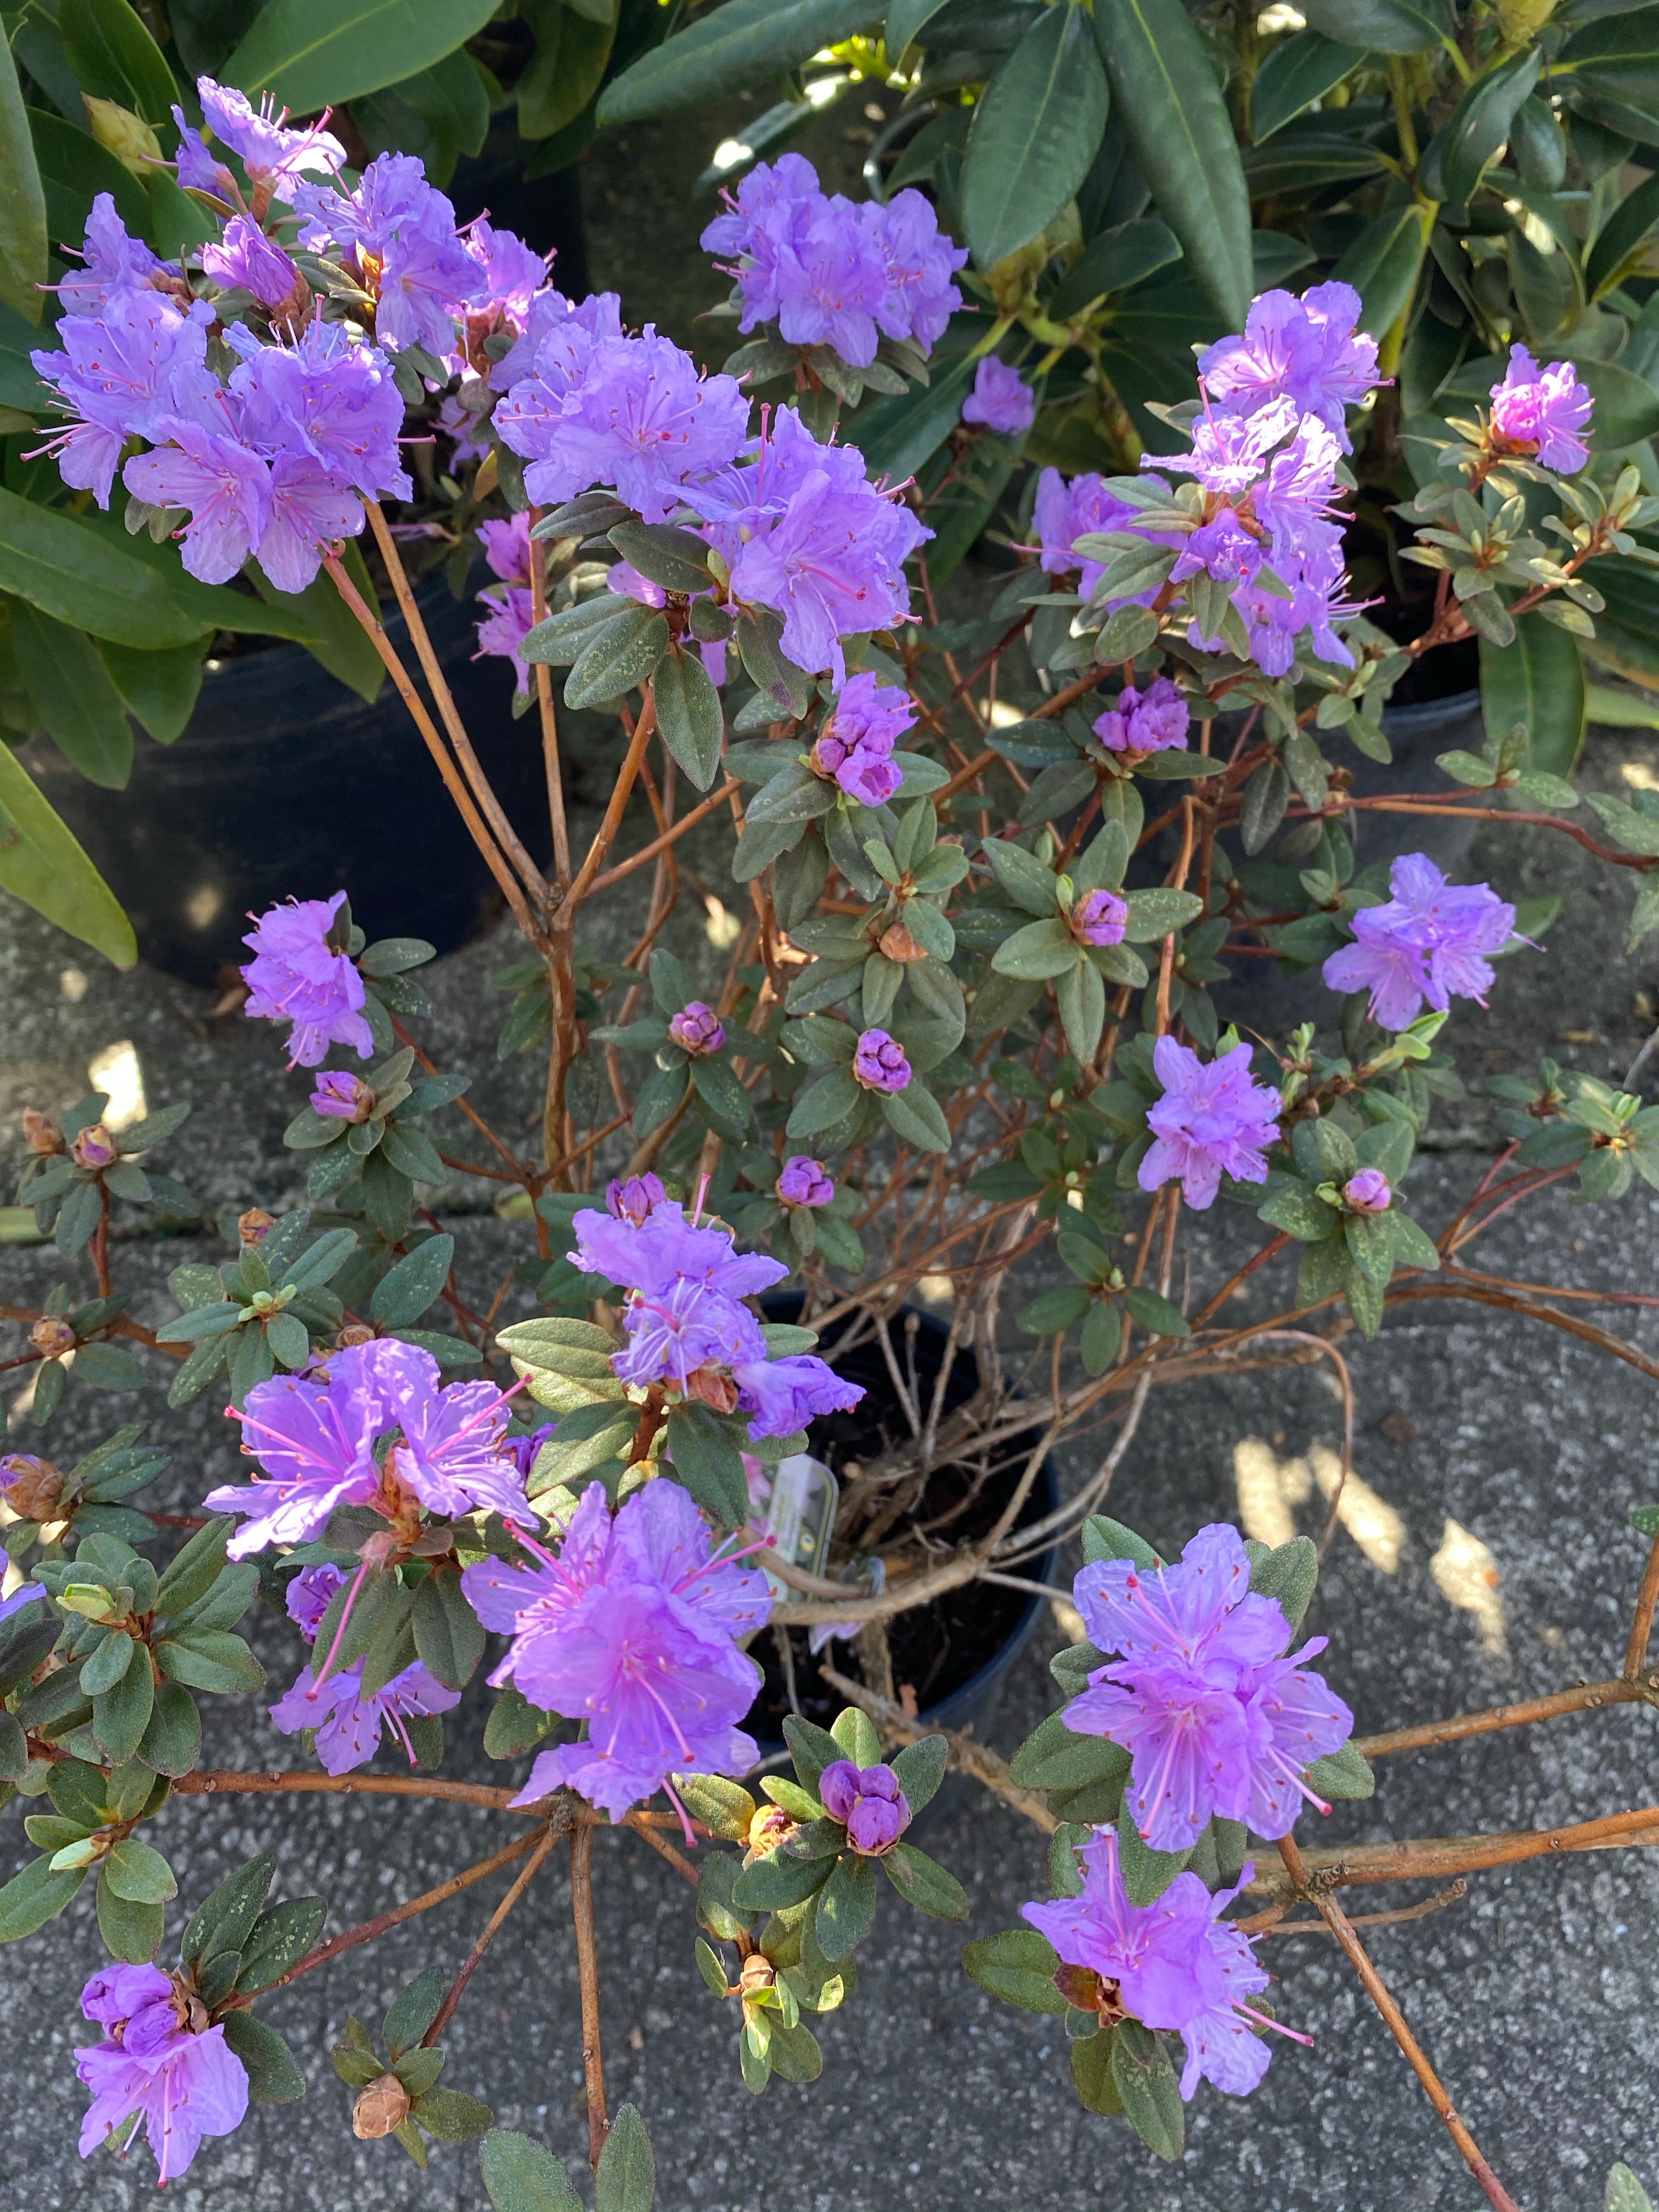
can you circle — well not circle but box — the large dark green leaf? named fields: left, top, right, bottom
left=1091, top=0, right=1252, bottom=329
left=223, top=0, right=499, bottom=111
left=652, top=645, right=725, bottom=791
left=518, top=0, right=617, bottom=140
left=887, top=0, right=951, bottom=51
left=0, top=33, right=48, bottom=323
left=11, top=602, right=134, bottom=789
left=0, top=490, right=208, bottom=649
left=1588, top=171, right=1659, bottom=297
left=0, top=743, right=136, bottom=967
left=98, top=641, right=205, bottom=743
left=1438, top=47, right=1543, bottom=203
left=1559, top=5, right=1659, bottom=107
left=961, top=3, right=1109, bottom=269
left=1330, top=200, right=1432, bottom=340
left=1576, top=355, right=1659, bottom=445
left=355, top=48, right=492, bottom=178
left=1249, top=30, right=1366, bottom=142
left=845, top=344, right=978, bottom=481
left=1299, top=0, right=1454, bottom=54
left=1480, top=616, right=1585, bottom=780
left=61, top=0, right=182, bottom=127
left=30, top=109, right=150, bottom=254
left=598, top=0, right=874, bottom=124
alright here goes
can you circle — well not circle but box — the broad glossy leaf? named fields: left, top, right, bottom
left=1480, top=616, right=1585, bottom=781
left=961, top=3, right=1109, bottom=269
left=1438, top=46, right=1543, bottom=203
left=11, top=601, right=134, bottom=789
left=98, top=641, right=204, bottom=743
left=598, top=0, right=874, bottom=123
left=0, top=743, right=136, bottom=968
left=0, top=488, right=207, bottom=650
left=0, top=32, right=47, bottom=322
left=1331, top=201, right=1432, bottom=340
left=223, top=0, right=499, bottom=111
left=1299, top=0, right=1454, bottom=53
left=1249, top=30, right=1365, bottom=142
left=61, top=0, right=180, bottom=125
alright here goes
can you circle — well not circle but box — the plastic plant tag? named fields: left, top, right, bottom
left=759, top=1453, right=838, bottom=1604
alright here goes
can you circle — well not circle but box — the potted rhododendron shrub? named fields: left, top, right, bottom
left=15, top=54, right=1659, bottom=2212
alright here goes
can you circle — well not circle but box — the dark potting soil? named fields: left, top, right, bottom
left=1345, top=497, right=1481, bottom=707
left=744, top=1313, right=1056, bottom=1745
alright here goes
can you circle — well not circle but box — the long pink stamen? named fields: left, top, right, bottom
left=1271, top=1748, right=1331, bottom=1815
left=683, top=1533, right=774, bottom=1584
left=662, top=1774, right=699, bottom=1848
left=445, top=1370, right=532, bottom=1444
left=383, top=1696, right=419, bottom=1768
left=308, top=1555, right=371, bottom=1696
left=1236, top=2002, right=1314, bottom=2047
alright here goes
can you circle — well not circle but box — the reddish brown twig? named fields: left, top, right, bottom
left=1357, top=1676, right=1651, bottom=1759
left=420, top=1822, right=561, bottom=2049
left=1277, top=1836, right=1521, bottom=2212
left=1626, top=1524, right=1659, bottom=1679
left=570, top=1822, right=610, bottom=2168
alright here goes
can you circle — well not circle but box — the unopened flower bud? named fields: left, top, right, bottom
left=83, top=95, right=162, bottom=175
left=311, top=1071, right=375, bottom=1123
left=877, top=921, right=923, bottom=963
left=1070, top=889, right=1128, bottom=949
left=686, top=1365, right=740, bottom=1415
left=337, top=1323, right=377, bottom=1349
left=738, top=1952, right=776, bottom=1999
left=71, top=1124, right=118, bottom=1170
left=238, top=1206, right=276, bottom=1246
left=669, top=1002, right=725, bottom=1056
left=1342, top=1169, right=1392, bottom=1214
left=1, top=1454, right=68, bottom=1519
left=819, top=1758, right=911, bottom=1855
left=1052, top=1961, right=1125, bottom=2022
left=747, top=1805, right=796, bottom=1858
left=352, top=2074, right=411, bottom=2139
left=21, top=1110, right=63, bottom=1156
left=29, top=1317, right=76, bottom=1360
left=777, top=1155, right=834, bottom=1209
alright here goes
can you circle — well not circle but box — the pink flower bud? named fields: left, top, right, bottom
left=1071, top=889, right=1128, bottom=947
left=71, top=1123, right=118, bottom=1169
left=1342, top=1169, right=1391, bottom=1213
left=669, top=1002, right=725, bottom=1055
left=853, top=1028, right=910, bottom=1092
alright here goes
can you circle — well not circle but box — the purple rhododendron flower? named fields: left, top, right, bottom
left=962, top=356, right=1034, bottom=436
left=1092, top=678, right=1189, bottom=757
left=820, top=1758, right=911, bottom=1852
left=777, top=1155, right=834, bottom=1207
left=810, top=670, right=912, bottom=806
left=1072, top=889, right=1128, bottom=947
left=56, top=194, right=167, bottom=317
left=31, top=290, right=220, bottom=509
left=76, top=1963, right=250, bottom=2185
left=206, top=1338, right=529, bottom=1553
left=669, top=1002, right=725, bottom=1055
left=172, top=112, right=234, bottom=199
left=198, top=76, right=346, bottom=190
left=1033, top=467, right=1142, bottom=598
left=478, top=512, right=533, bottom=585
left=239, top=890, right=374, bottom=1068
left=731, top=1353, right=864, bottom=1440
left=464, top=1477, right=771, bottom=1820
left=1139, top=1037, right=1282, bottom=1211
left=0, top=1581, right=43, bottom=1623
left=568, top=1199, right=787, bottom=1392
left=1321, top=854, right=1516, bottom=1030
left=1344, top=1169, right=1391, bottom=1212
left=284, top=1561, right=345, bottom=1641
left=1198, top=282, right=1379, bottom=450
left=463, top=217, right=549, bottom=329
left=1023, top=1829, right=1286, bottom=2100
left=854, top=1028, right=911, bottom=1092
left=122, top=419, right=273, bottom=584
left=1489, top=343, right=1593, bottom=473
left=270, top=1654, right=460, bottom=1774
left=505, top=1423, right=554, bottom=1481
left=1064, top=1523, right=1353, bottom=1852
left=310, top=1070, right=371, bottom=1121
left=227, top=318, right=411, bottom=504
left=292, top=151, right=482, bottom=354
left=199, top=216, right=301, bottom=311
left=475, top=584, right=536, bottom=692
left=607, top=1172, right=665, bottom=1224
left=870, top=188, right=967, bottom=352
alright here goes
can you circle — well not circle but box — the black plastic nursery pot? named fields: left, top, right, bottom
left=747, top=1304, right=1061, bottom=1821
left=26, top=571, right=550, bottom=988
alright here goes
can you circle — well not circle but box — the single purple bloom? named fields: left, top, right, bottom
left=1092, top=677, right=1189, bottom=757
left=199, top=216, right=301, bottom=311
left=669, top=1002, right=725, bottom=1056
left=869, top=188, right=967, bottom=353
left=258, top=452, right=361, bottom=593
left=475, top=584, right=536, bottom=693
left=0, top=1582, right=43, bottom=1623
left=1023, top=1829, right=1284, bottom=2100
left=1032, top=467, right=1146, bottom=600
left=505, top=1422, right=554, bottom=1482
left=239, top=890, right=374, bottom=1068
left=1198, top=281, right=1379, bottom=451
left=773, top=195, right=890, bottom=367
left=1168, top=397, right=1299, bottom=501
left=731, top=1352, right=864, bottom=1441
left=31, top=291, right=219, bottom=508
left=122, top=419, right=273, bottom=585
left=375, top=1341, right=533, bottom=1526
left=269, top=1654, right=460, bottom=1774
left=478, top=512, right=533, bottom=585
left=76, top=1965, right=249, bottom=2186
left=520, top=329, right=750, bottom=524
left=1321, top=853, right=1516, bottom=1030
left=1171, top=508, right=1263, bottom=591
left=962, top=356, right=1034, bottom=436
left=284, top=1561, right=345, bottom=1642
left=463, top=217, right=550, bottom=329
left=55, top=193, right=167, bottom=316
left=464, top=1477, right=771, bottom=1820
left=810, top=670, right=913, bottom=805
left=488, top=284, right=622, bottom=398
left=1065, top=1523, right=1352, bottom=1852
left=777, top=1155, right=834, bottom=1207
left=819, top=1758, right=911, bottom=1853
left=1253, top=416, right=1344, bottom=566
left=565, top=1199, right=788, bottom=1390
left=311, top=1071, right=370, bottom=1121
left=292, top=152, right=481, bottom=354
left=606, top=1172, right=665, bottom=1224
left=1139, top=1037, right=1281, bottom=1211
left=1489, top=343, right=1592, bottom=473
left=171, top=112, right=234, bottom=200
left=613, top=1277, right=769, bottom=1393
left=1343, top=1169, right=1391, bottom=1212
left=1072, top=889, right=1128, bottom=947
left=854, top=1028, right=911, bottom=1093
left=228, top=318, right=411, bottom=503
left=205, top=1345, right=388, bottom=1556
left=198, top=76, right=346, bottom=190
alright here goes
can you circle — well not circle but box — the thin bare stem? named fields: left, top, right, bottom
left=557, top=693, right=658, bottom=923
left=570, top=1823, right=610, bottom=2168
left=1356, top=1676, right=1651, bottom=1759
left=528, top=513, right=572, bottom=889
left=1253, top=1879, right=1469, bottom=1938
left=421, top=1822, right=560, bottom=2047
left=1625, top=1525, right=1659, bottom=1678
left=1276, top=1836, right=1521, bottom=2212
left=589, top=777, right=741, bottom=895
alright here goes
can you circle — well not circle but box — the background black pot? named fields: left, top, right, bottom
left=26, top=572, right=549, bottom=986
left=749, top=1303, right=1062, bottom=1825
